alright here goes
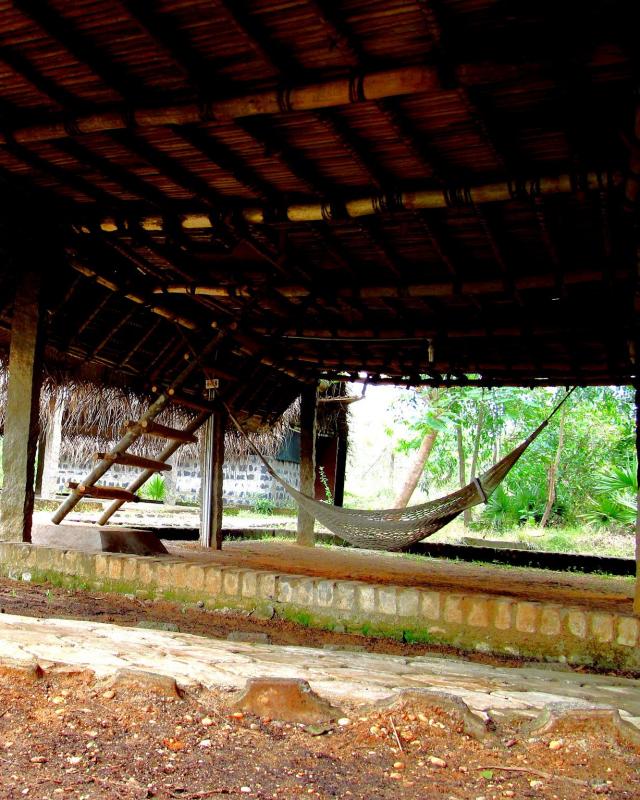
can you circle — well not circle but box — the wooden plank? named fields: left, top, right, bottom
left=94, top=453, right=172, bottom=472
left=68, top=482, right=139, bottom=502
left=133, top=420, right=197, bottom=443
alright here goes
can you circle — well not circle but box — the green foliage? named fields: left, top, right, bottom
left=317, top=466, right=333, bottom=503
left=252, top=496, right=275, bottom=515
left=581, top=494, right=636, bottom=529
left=138, top=474, right=166, bottom=502
left=392, top=385, right=636, bottom=534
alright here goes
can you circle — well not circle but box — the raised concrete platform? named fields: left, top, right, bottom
left=31, top=521, right=168, bottom=556
left=0, top=537, right=637, bottom=672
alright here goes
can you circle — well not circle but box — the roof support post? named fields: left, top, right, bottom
left=0, top=269, right=45, bottom=542
left=333, top=407, right=349, bottom=508
left=635, top=386, right=640, bottom=615
left=200, top=406, right=227, bottom=549
left=297, top=383, right=318, bottom=546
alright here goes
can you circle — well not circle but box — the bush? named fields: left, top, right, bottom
left=252, top=496, right=275, bottom=515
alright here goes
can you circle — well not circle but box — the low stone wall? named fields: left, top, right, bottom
left=0, top=542, right=638, bottom=673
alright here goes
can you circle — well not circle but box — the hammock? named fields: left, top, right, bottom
left=225, top=389, right=574, bottom=552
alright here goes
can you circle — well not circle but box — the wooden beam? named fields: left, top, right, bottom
left=200, top=406, right=227, bottom=549
left=89, top=171, right=621, bottom=231
left=297, top=384, right=318, bottom=547
left=333, top=407, right=349, bottom=508
left=0, top=270, right=45, bottom=542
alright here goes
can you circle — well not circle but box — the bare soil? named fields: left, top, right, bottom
left=1, top=666, right=638, bottom=799
left=169, top=540, right=635, bottom=614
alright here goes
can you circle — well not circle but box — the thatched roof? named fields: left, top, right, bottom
left=0, top=1, right=636, bottom=416
left=0, top=362, right=346, bottom=467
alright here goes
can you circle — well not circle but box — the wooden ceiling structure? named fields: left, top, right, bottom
left=0, top=0, right=638, bottom=424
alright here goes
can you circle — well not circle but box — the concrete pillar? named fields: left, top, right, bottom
left=200, top=408, right=227, bottom=549
left=0, top=270, right=45, bottom=542
left=297, top=384, right=318, bottom=546
left=333, top=408, right=349, bottom=508
left=40, top=396, right=64, bottom=499
left=163, top=453, right=179, bottom=505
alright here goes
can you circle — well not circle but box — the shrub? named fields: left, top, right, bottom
left=252, top=496, right=275, bottom=515
left=138, top=474, right=166, bottom=502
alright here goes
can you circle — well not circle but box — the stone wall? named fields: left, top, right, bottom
left=56, top=456, right=299, bottom=508
left=0, top=542, right=638, bottom=673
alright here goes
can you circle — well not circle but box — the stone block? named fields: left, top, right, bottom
left=515, top=602, right=539, bottom=634
left=155, top=560, right=182, bottom=589
left=397, top=588, right=420, bottom=618
left=202, top=565, right=223, bottom=595
left=120, top=556, right=138, bottom=583
left=94, top=553, right=110, bottom=578
left=185, top=564, right=205, bottom=592
left=539, top=605, right=562, bottom=636
left=232, top=677, right=342, bottom=724
left=222, top=569, right=243, bottom=597
left=257, top=572, right=277, bottom=600
left=376, top=587, right=397, bottom=616
left=241, top=571, right=258, bottom=599
left=110, top=668, right=181, bottom=698
left=443, top=594, right=464, bottom=625
left=136, top=558, right=160, bottom=587
left=567, top=610, right=587, bottom=639
left=616, top=616, right=639, bottom=648
left=277, top=576, right=297, bottom=603
left=315, top=580, right=335, bottom=608
left=64, top=549, right=94, bottom=578
left=466, top=597, right=490, bottom=628
left=293, top=578, right=314, bottom=607
left=356, top=584, right=376, bottom=615
left=334, top=581, right=357, bottom=611
left=419, top=591, right=441, bottom=621
left=107, top=555, right=125, bottom=581
left=492, top=598, right=514, bottom=631
left=171, top=562, right=193, bottom=590
left=590, top=613, right=614, bottom=644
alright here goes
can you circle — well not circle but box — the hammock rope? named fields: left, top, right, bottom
left=224, top=388, right=575, bottom=551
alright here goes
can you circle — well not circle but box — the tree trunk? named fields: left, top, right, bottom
left=464, top=403, right=486, bottom=526
left=456, top=423, right=467, bottom=502
left=393, top=429, right=439, bottom=508
left=540, top=405, right=566, bottom=528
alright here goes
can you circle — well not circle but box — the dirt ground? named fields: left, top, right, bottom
left=169, top=540, right=635, bottom=614
left=1, top=666, right=638, bottom=800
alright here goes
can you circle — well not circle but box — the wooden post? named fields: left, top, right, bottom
left=0, top=271, right=45, bottom=542
left=635, top=387, right=640, bottom=615
left=333, top=408, right=349, bottom=507
left=200, top=407, right=227, bottom=549
left=297, top=384, right=318, bottom=546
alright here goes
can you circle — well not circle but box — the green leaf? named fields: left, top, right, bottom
left=481, top=770, right=494, bottom=780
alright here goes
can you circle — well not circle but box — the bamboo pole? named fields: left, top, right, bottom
left=93, top=171, right=620, bottom=233
left=153, top=268, right=630, bottom=304
left=5, top=65, right=440, bottom=147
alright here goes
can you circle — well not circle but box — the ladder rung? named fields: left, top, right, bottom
left=133, top=420, right=197, bottom=443
left=94, top=453, right=173, bottom=472
left=168, top=395, right=214, bottom=413
left=68, top=482, right=139, bottom=502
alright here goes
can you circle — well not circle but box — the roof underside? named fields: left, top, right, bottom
left=0, top=0, right=638, bottom=423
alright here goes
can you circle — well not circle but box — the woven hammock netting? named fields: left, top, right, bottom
left=226, top=391, right=572, bottom=552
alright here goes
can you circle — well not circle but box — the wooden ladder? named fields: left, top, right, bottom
left=52, top=339, right=220, bottom=526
